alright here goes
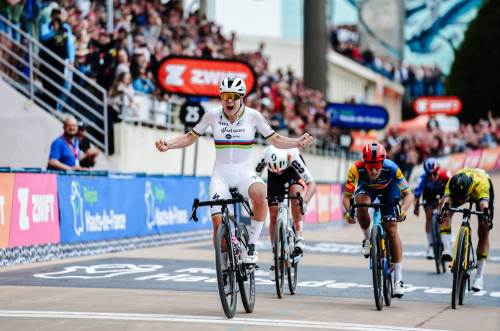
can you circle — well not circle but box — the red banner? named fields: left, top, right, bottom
left=156, top=56, right=256, bottom=97
left=413, top=97, right=462, bottom=116
left=447, top=153, right=468, bottom=175
left=349, top=132, right=379, bottom=151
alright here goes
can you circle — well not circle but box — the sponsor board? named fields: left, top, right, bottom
left=463, top=149, right=482, bottom=169
left=478, top=147, right=500, bottom=171
left=447, top=153, right=467, bottom=175
left=156, top=56, right=256, bottom=97
left=413, top=97, right=462, bottom=115
left=316, top=185, right=330, bottom=223
left=304, top=190, right=318, bottom=223
left=326, top=103, right=389, bottom=130
left=9, top=174, right=60, bottom=247
left=0, top=174, right=15, bottom=248
left=330, top=184, right=343, bottom=222
left=57, top=176, right=212, bottom=243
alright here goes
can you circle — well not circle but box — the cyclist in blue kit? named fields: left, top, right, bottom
left=414, top=158, right=451, bottom=259
left=342, top=143, right=414, bottom=298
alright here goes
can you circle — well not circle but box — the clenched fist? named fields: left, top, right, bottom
left=155, top=138, right=169, bottom=152
left=298, top=133, right=313, bottom=147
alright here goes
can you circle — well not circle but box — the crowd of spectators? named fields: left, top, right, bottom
left=384, top=111, right=500, bottom=178
left=330, top=25, right=444, bottom=98
left=0, top=0, right=337, bottom=154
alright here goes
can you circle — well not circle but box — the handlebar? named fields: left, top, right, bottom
left=267, top=192, right=305, bottom=215
left=439, top=202, right=491, bottom=230
left=190, top=193, right=254, bottom=222
left=349, top=196, right=402, bottom=219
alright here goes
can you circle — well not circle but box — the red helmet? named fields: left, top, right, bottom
left=362, top=143, right=386, bottom=163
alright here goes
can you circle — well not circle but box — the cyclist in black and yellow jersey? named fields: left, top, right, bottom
left=440, top=168, right=495, bottom=292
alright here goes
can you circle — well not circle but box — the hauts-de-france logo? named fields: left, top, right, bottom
left=71, top=181, right=84, bottom=236
left=145, top=181, right=156, bottom=229
left=145, top=181, right=188, bottom=228
left=71, top=181, right=99, bottom=236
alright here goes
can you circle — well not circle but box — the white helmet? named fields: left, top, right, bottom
left=265, top=146, right=288, bottom=174
left=219, top=77, right=246, bottom=96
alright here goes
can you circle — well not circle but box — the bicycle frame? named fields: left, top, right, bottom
left=269, top=186, right=304, bottom=267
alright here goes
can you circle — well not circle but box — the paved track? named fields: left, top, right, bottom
left=1, top=176, right=500, bottom=330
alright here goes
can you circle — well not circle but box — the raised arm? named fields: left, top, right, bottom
left=155, top=132, right=199, bottom=152
left=268, top=133, right=313, bottom=149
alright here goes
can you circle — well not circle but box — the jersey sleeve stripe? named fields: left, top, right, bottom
left=265, top=132, right=277, bottom=140
left=190, top=129, right=201, bottom=137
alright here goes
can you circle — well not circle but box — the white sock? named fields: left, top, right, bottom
left=394, top=262, right=403, bottom=282
left=476, top=260, right=486, bottom=279
left=427, top=233, right=433, bottom=247
left=442, top=234, right=451, bottom=251
left=221, top=252, right=228, bottom=269
left=295, top=221, right=304, bottom=239
left=249, top=220, right=264, bottom=245
left=362, top=227, right=371, bottom=240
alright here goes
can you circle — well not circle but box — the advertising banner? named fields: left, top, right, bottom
left=156, top=56, right=257, bottom=97
left=447, top=153, right=467, bottom=175
left=9, top=174, right=60, bottom=247
left=0, top=173, right=15, bottom=248
left=478, top=147, right=500, bottom=171
left=413, top=97, right=462, bottom=116
left=349, top=132, right=379, bottom=151
left=327, top=103, right=389, bottom=130
left=330, top=184, right=344, bottom=221
left=316, top=184, right=330, bottom=223
left=58, top=176, right=212, bottom=243
left=463, top=149, right=482, bottom=169
left=304, top=191, right=318, bottom=223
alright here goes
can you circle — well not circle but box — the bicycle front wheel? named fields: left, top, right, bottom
left=432, top=216, right=442, bottom=274
left=274, top=218, right=285, bottom=298
left=383, top=238, right=393, bottom=307
left=237, top=223, right=255, bottom=313
left=215, top=222, right=237, bottom=318
left=452, top=227, right=467, bottom=309
left=371, top=226, right=384, bottom=311
left=288, top=222, right=299, bottom=295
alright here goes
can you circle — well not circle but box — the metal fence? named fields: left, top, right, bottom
left=0, top=15, right=109, bottom=154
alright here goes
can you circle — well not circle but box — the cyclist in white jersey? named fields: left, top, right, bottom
left=155, top=77, right=313, bottom=271
left=255, top=146, right=316, bottom=281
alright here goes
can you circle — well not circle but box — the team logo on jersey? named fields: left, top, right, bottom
left=225, top=134, right=232, bottom=139
left=396, top=169, right=404, bottom=180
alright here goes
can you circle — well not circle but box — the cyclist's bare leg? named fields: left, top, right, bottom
left=383, top=222, right=402, bottom=263
left=269, top=205, right=278, bottom=245
left=212, top=215, right=227, bottom=252
left=289, top=184, right=304, bottom=236
left=248, top=183, right=268, bottom=244
left=354, top=194, right=372, bottom=234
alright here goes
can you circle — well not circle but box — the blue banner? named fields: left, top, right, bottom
left=326, top=103, right=389, bottom=130
left=57, top=176, right=212, bottom=243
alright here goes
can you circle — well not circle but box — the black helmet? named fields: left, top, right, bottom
left=449, top=172, right=474, bottom=198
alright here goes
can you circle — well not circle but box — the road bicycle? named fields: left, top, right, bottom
left=267, top=183, right=304, bottom=298
left=190, top=188, right=256, bottom=319
left=414, top=198, right=446, bottom=274
left=439, top=201, right=490, bottom=309
left=349, top=195, right=401, bottom=311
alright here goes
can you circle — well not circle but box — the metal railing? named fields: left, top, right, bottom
left=0, top=15, right=109, bottom=154
left=120, top=94, right=361, bottom=160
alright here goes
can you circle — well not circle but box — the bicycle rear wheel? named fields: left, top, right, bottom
left=288, top=222, right=299, bottom=295
left=432, top=216, right=442, bottom=274
left=452, top=227, right=466, bottom=309
left=237, top=223, right=255, bottom=313
left=274, top=218, right=285, bottom=298
left=215, top=222, right=237, bottom=318
left=383, top=238, right=393, bottom=307
left=371, top=226, right=384, bottom=311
